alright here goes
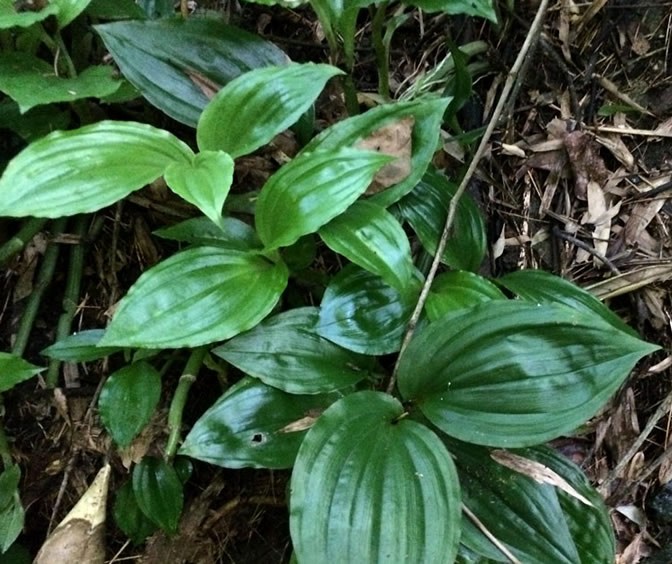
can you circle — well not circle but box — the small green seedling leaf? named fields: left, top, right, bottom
left=197, top=63, right=342, bottom=158
left=132, top=457, right=183, bottom=535
left=319, top=200, right=415, bottom=292
left=180, top=377, right=337, bottom=469
left=98, top=362, right=161, bottom=448
left=0, top=353, right=43, bottom=393
left=113, top=481, right=157, bottom=545
left=0, top=121, right=193, bottom=218
left=398, top=301, right=659, bottom=447
left=290, top=391, right=461, bottom=563
left=255, top=147, right=391, bottom=250
left=154, top=216, right=262, bottom=251
left=164, top=150, right=234, bottom=228
left=213, top=307, right=374, bottom=394
left=41, top=329, right=122, bottom=362
left=317, top=265, right=419, bottom=355
left=100, top=247, right=288, bottom=348
left=426, top=271, right=506, bottom=321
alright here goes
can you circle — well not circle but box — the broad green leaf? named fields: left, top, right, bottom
left=411, top=0, right=497, bottom=22
left=113, top=481, right=157, bottom=545
left=213, top=307, right=374, bottom=394
left=179, top=377, right=338, bottom=468
left=0, top=100, right=70, bottom=142
left=0, top=54, right=120, bottom=113
left=450, top=440, right=614, bottom=563
left=255, top=147, right=391, bottom=250
left=0, top=353, right=43, bottom=393
left=0, top=121, right=193, bottom=218
left=164, top=150, right=234, bottom=228
left=0, top=467, right=20, bottom=512
left=197, top=63, right=342, bottom=158
left=426, top=270, right=506, bottom=321
left=398, top=301, right=658, bottom=447
left=395, top=166, right=486, bottom=271
left=317, top=265, right=419, bottom=354
left=132, top=457, right=183, bottom=534
left=290, top=391, right=461, bottom=564
left=302, top=98, right=449, bottom=206
left=51, top=0, right=92, bottom=27
left=0, top=495, right=23, bottom=553
left=41, top=329, right=122, bottom=362
left=98, top=362, right=161, bottom=447
left=498, top=269, right=637, bottom=337
left=96, top=17, right=288, bottom=126
left=86, top=0, right=147, bottom=19
left=0, top=0, right=60, bottom=28
left=99, top=247, right=288, bottom=348
left=154, top=216, right=261, bottom=251
left=319, top=200, right=414, bottom=292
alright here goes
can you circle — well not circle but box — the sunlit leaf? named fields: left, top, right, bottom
left=291, top=391, right=461, bottom=563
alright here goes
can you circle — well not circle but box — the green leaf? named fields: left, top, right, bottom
left=0, top=353, right=43, bottom=393
left=41, top=329, right=122, bottom=362
left=0, top=121, right=193, bottom=218
left=179, top=377, right=337, bottom=469
left=498, top=269, right=637, bottom=336
left=451, top=440, right=614, bottom=563
left=395, top=166, right=486, bottom=271
left=154, top=216, right=261, bottom=251
left=398, top=301, right=659, bottom=447
left=164, top=151, right=234, bottom=228
left=98, top=362, right=161, bottom=447
left=99, top=247, right=288, bottom=348
left=290, top=391, right=461, bottom=564
left=0, top=467, right=20, bottom=512
left=132, top=457, right=183, bottom=534
left=113, top=481, right=157, bottom=545
left=319, top=200, right=414, bottom=292
left=0, top=495, right=23, bottom=554
left=302, top=98, right=449, bottom=206
left=0, top=100, right=70, bottom=142
left=197, top=63, right=342, bottom=158
left=86, top=0, right=147, bottom=20
left=0, top=54, right=120, bottom=113
left=317, top=265, right=418, bottom=354
left=0, top=0, right=60, bottom=29
left=255, top=147, right=391, bottom=250
left=411, top=0, right=497, bottom=22
left=95, top=17, right=288, bottom=127
left=51, top=0, right=92, bottom=27
left=213, top=307, right=374, bottom=394
left=426, top=271, right=506, bottom=321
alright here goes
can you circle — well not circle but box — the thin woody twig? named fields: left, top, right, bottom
left=386, top=0, right=552, bottom=394
left=462, top=503, right=522, bottom=564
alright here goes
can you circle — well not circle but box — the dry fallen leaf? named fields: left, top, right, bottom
left=563, top=130, right=609, bottom=200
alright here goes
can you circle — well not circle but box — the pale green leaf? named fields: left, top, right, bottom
left=0, top=0, right=59, bottom=28
left=0, top=495, right=23, bottom=553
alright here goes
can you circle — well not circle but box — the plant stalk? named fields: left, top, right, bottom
left=0, top=218, right=48, bottom=267
left=372, top=2, right=390, bottom=100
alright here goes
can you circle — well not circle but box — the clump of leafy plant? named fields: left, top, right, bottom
left=0, top=0, right=660, bottom=561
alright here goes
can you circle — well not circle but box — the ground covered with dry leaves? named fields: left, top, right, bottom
left=1, top=1, right=672, bottom=562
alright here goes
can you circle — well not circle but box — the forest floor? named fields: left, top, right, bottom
left=1, top=0, right=672, bottom=562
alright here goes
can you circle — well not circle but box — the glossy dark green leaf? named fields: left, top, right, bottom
left=41, top=329, right=122, bottom=362
left=100, top=247, right=288, bottom=348
left=0, top=0, right=60, bottom=28
left=133, top=457, right=183, bottom=534
left=0, top=54, right=120, bottom=112
left=450, top=440, right=614, bottom=563
left=396, top=166, right=486, bottom=271
left=411, top=0, right=497, bottom=22
left=426, top=270, right=506, bottom=321
left=113, top=481, right=157, bottom=545
left=179, top=377, right=337, bottom=469
left=164, top=150, right=234, bottom=227
left=96, top=17, right=288, bottom=126
left=0, top=467, right=20, bottom=512
left=0, top=353, right=43, bottom=393
left=0, top=495, right=23, bottom=554
left=498, top=269, right=637, bottom=336
left=290, top=391, right=461, bottom=564
left=154, top=216, right=261, bottom=251
left=317, top=265, right=419, bottom=354
left=197, top=63, right=341, bottom=158
left=0, top=121, right=193, bottom=217
left=398, top=301, right=659, bottom=447
left=98, top=362, right=161, bottom=448
left=319, top=200, right=414, bottom=292
left=255, top=147, right=390, bottom=250
left=302, top=98, right=449, bottom=206
left=213, top=307, right=374, bottom=394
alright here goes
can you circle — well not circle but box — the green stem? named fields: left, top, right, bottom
left=342, top=75, right=360, bottom=116
left=12, top=218, right=67, bottom=358
left=53, top=29, right=77, bottom=78
left=164, top=347, right=207, bottom=462
left=45, top=216, right=88, bottom=388
left=372, top=2, right=390, bottom=101
left=0, top=218, right=48, bottom=267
